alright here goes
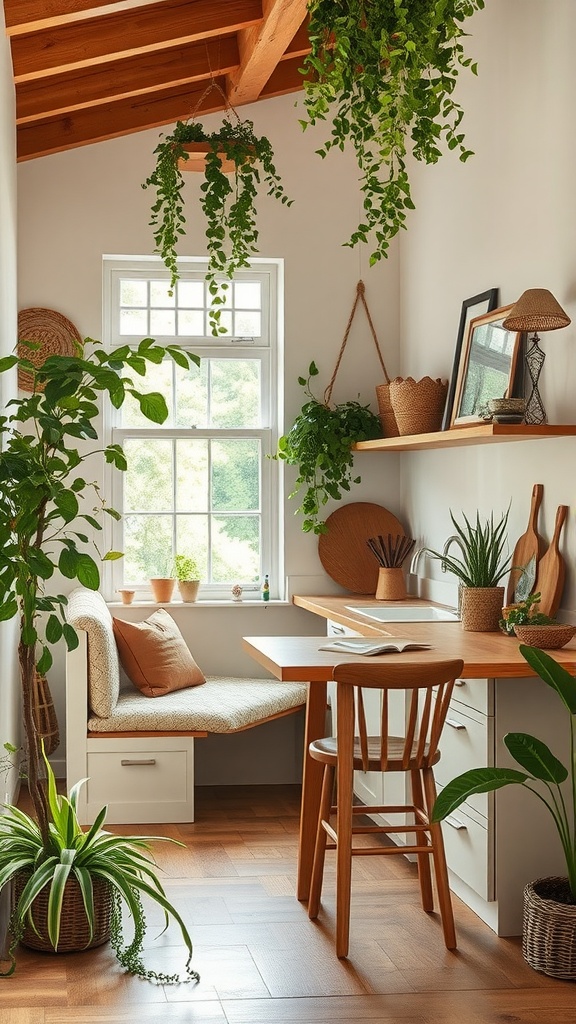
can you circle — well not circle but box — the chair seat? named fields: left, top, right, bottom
left=309, top=734, right=441, bottom=771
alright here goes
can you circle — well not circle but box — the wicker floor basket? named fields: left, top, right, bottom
left=523, top=877, right=576, bottom=980
left=13, top=873, right=112, bottom=953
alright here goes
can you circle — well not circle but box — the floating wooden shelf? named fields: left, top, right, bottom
left=353, top=423, right=576, bottom=453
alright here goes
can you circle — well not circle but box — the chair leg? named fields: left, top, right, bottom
left=411, top=769, right=434, bottom=913
left=335, top=684, right=355, bottom=959
left=308, top=763, right=335, bottom=920
left=422, top=767, right=457, bottom=950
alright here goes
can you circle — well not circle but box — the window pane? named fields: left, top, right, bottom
left=234, top=282, right=261, bottom=309
left=121, top=360, right=173, bottom=426
left=214, top=310, right=233, bottom=335
left=212, top=515, right=260, bottom=582
left=124, top=438, right=173, bottom=511
left=178, top=281, right=204, bottom=307
left=178, top=309, right=204, bottom=336
left=150, top=309, right=176, bottom=335
left=234, top=311, right=261, bottom=337
left=120, top=280, right=147, bottom=306
left=176, top=438, right=208, bottom=512
left=150, top=281, right=175, bottom=307
left=176, top=515, right=208, bottom=579
left=120, top=309, right=148, bottom=335
left=212, top=439, right=260, bottom=511
left=123, top=514, right=173, bottom=580
left=210, top=360, right=260, bottom=427
left=175, top=360, right=208, bottom=428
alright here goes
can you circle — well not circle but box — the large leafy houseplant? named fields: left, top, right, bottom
left=301, top=0, right=484, bottom=264
left=275, top=361, right=381, bottom=534
left=433, top=644, right=576, bottom=901
left=0, top=336, right=200, bottom=978
left=143, top=115, right=292, bottom=335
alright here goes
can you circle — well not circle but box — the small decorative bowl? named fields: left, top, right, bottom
left=488, top=398, right=526, bottom=416
left=513, top=623, right=576, bottom=650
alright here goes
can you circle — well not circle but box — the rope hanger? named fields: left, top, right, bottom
left=324, top=280, right=391, bottom=407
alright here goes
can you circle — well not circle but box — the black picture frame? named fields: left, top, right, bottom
left=441, top=288, right=499, bottom=430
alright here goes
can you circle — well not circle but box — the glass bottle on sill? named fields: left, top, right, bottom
left=261, top=574, right=270, bottom=601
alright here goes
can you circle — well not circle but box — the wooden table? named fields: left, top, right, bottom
left=242, top=631, right=576, bottom=902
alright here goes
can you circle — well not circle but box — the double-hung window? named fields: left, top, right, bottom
left=103, top=256, right=282, bottom=600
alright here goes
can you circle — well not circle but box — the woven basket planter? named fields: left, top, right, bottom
left=460, top=586, right=505, bottom=632
left=514, top=623, right=576, bottom=650
left=388, top=376, right=448, bottom=436
left=523, top=877, right=576, bottom=980
left=13, top=873, right=112, bottom=953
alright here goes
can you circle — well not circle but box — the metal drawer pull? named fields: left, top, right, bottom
left=445, top=717, right=466, bottom=730
left=445, top=815, right=467, bottom=830
left=121, top=758, right=157, bottom=766
left=454, top=678, right=465, bottom=687
left=331, top=625, right=345, bottom=634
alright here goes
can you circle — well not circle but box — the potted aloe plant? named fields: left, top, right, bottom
left=0, top=336, right=200, bottom=979
left=143, top=114, right=292, bottom=336
left=426, top=507, right=513, bottom=631
left=433, top=643, right=576, bottom=980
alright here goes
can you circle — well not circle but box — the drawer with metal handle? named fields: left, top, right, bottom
left=435, top=699, right=494, bottom=820
left=437, top=789, right=494, bottom=902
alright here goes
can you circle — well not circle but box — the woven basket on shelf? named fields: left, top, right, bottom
left=388, top=376, right=448, bottom=436
left=375, top=381, right=399, bottom=437
left=523, top=877, right=576, bottom=980
left=460, top=587, right=505, bottom=632
left=13, top=873, right=112, bottom=953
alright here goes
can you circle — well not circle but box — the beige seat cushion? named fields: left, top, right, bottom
left=67, top=587, right=120, bottom=718
left=113, top=608, right=206, bottom=697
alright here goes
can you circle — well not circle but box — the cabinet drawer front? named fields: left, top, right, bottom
left=435, top=702, right=493, bottom=818
left=439, top=798, right=494, bottom=902
left=85, top=742, right=194, bottom=824
left=452, top=677, right=493, bottom=716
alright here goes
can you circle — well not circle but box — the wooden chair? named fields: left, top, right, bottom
left=307, top=657, right=464, bottom=958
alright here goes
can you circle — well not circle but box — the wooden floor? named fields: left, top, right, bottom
left=1, top=784, right=574, bottom=1023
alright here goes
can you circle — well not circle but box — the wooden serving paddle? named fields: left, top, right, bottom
left=533, top=504, right=569, bottom=618
left=506, top=483, right=545, bottom=605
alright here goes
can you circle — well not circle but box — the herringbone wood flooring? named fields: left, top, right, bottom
left=1, top=785, right=574, bottom=1023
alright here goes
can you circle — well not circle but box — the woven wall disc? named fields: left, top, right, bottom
left=17, top=307, right=83, bottom=392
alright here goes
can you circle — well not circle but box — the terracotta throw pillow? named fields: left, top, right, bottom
left=112, top=609, right=206, bottom=697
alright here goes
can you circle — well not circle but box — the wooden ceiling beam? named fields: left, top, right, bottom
left=259, top=53, right=313, bottom=100
left=4, top=1, right=161, bottom=35
left=227, top=0, right=308, bottom=105
left=11, top=0, right=263, bottom=80
left=16, top=36, right=240, bottom=122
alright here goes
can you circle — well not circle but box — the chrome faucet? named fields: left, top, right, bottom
left=409, top=545, right=427, bottom=577
left=441, top=534, right=466, bottom=615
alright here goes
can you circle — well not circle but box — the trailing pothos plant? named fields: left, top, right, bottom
left=143, top=115, right=292, bottom=335
left=0, top=336, right=199, bottom=847
left=274, top=361, right=381, bottom=534
left=301, top=0, right=485, bottom=264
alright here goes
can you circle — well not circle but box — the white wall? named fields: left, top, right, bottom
left=16, top=92, right=402, bottom=770
left=399, top=0, right=576, bottom=613
left=0, top=3, right=20, bottom=802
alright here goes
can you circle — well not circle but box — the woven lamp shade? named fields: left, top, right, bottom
left=17, top=308, right=83, bottom=392
left=502, top=289, right=571, bottom=333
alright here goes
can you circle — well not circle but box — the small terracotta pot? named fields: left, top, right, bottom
left=117, top=589, right=135, bottom=606
left=178, top=580, right=200, bottom=603
left=149, top=577, right=175, bottom=603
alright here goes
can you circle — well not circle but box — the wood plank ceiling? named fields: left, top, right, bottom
left=3, top=0, right=311, bottom=162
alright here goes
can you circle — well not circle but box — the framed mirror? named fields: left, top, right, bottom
left=450, top=304, right=523, bottom=427
left=441, top=288, right=499, bottom=429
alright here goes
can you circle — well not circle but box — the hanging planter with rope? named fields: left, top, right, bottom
left=143, top=83, right=292, bottom=336
left=274, top=281, right=387, bottom=535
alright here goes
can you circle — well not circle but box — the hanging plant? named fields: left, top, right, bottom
left=275, top=361, right=382, bottom=535
left=143, top=113, right=292, bottom=335
left=301, top=0, right=485, bottom=264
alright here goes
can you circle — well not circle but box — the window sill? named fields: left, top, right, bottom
left=107, top=599, right=292, bottom=608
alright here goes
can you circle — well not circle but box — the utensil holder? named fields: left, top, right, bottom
left=375, top=567, right=406, bottom=601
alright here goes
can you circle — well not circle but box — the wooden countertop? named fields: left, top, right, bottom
left=289, top=594, right=576, bottom=678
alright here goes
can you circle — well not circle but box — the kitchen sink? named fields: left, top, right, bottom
left=345, top=604, right=460, bottom=622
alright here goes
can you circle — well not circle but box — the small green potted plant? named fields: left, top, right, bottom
left=432, top=644, right=576, bottom=980
left=426, top=508, right=513, bottom=631
left=499, top=592, right=553, bottom=636
left=143, top=114, right=292, bottom=336
left=174, top=554, right=201, bottom=603
left=273, top=361, right=382, bottom=535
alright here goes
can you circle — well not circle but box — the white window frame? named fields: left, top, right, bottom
left=101, top=255, right=284, bottom=602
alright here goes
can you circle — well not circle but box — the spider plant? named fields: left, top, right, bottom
left=0, top=748, right=199, bottom=982
left=426, top=507, right=513, bottom=587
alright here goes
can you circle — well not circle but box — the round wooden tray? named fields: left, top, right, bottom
left=318, top=502, right=406, bottom=595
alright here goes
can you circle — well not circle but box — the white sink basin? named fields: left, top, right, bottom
left=346, top=604, right=460, bottom=622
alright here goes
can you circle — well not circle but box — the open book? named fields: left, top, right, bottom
left=319, top=638, right=432, bottom=656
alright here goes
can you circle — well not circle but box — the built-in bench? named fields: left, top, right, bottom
left=65, top=588, right=307, bottom=825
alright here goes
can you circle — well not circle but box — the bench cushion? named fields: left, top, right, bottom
left=67, top=587, right=120, bottom=717
left=87, top=676, right=308, bottom=734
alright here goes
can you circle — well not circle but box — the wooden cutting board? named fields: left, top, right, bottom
left=533, top=504, right=569, bottom=617
left=506, top=483, right=545, bottom=604
left=318, top=502, right=406, bottom=594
